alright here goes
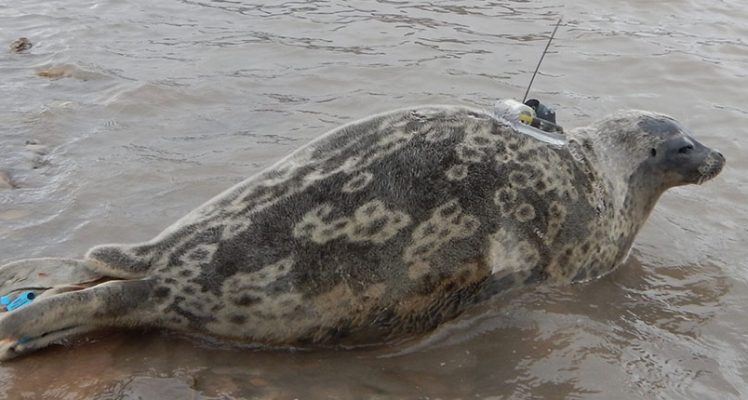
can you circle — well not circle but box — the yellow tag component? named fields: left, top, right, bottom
left=518, top=110, right=533, bottom=125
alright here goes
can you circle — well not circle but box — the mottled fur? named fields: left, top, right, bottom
left=0, top=105, right=724, bottom=359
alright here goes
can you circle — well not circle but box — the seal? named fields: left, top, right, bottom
left=0, top=105, right=725, bottom=360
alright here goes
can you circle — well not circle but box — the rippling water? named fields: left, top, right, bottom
left=1, top=0, right=747, bottom=398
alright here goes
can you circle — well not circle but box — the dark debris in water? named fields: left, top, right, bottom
left=9, top=37, right=32, bottom=53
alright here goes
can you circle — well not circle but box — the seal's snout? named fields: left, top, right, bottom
left=653, top=132, right=725, bottom=187
left=696, top=149, right=726, bottom=185
left=672, top=140, right=725, bottom=186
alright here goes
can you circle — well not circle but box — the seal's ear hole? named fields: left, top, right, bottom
left=650, top=148, right=657, bottom=157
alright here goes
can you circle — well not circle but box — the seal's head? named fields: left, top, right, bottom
left=583, top=111, right=726, bottom=192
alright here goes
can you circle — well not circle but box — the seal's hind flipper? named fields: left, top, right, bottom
left=85, top=243, right=154, bottom=279
left=0, top=278, right=155, bottom=360
left=0, top=258, right=104, bottom=302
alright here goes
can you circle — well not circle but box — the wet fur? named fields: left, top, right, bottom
left=86, top=106, right=652, bottom=343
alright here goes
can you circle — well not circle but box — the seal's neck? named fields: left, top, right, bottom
left=568, top=127, right=665, bottom=241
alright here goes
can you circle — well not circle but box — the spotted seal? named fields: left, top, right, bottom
left=0, top=105, right=725, bottom=360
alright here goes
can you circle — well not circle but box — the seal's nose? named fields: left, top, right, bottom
left=711, top=150, right=726, bottom=170
left=704, top=149, right=726, bottom=183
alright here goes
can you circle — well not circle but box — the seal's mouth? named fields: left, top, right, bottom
left=696, top=150, right=726, bottom=185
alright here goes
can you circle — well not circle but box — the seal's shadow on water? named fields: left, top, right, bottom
left=2, top=252, right=729, bottom=399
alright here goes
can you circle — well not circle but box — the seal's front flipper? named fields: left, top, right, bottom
left=0, top=278, right=155, bottom=361
left=0, top=258, right=104, bottom=306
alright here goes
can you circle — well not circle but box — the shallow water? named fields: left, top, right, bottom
left=1, top=0, right=747, bottom=398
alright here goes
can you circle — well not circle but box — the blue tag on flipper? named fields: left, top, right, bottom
left=3, top=291, right=36, bottom=311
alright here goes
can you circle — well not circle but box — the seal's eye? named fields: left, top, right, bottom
left=678, top=144, right=694, bottom=154
left=650, top=148, right=657, bottom=157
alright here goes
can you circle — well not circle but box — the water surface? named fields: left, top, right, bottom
left=1, top=0, right=747, bottom=398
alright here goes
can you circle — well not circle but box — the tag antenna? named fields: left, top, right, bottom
left=522, top=17, right=562, bottom=103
